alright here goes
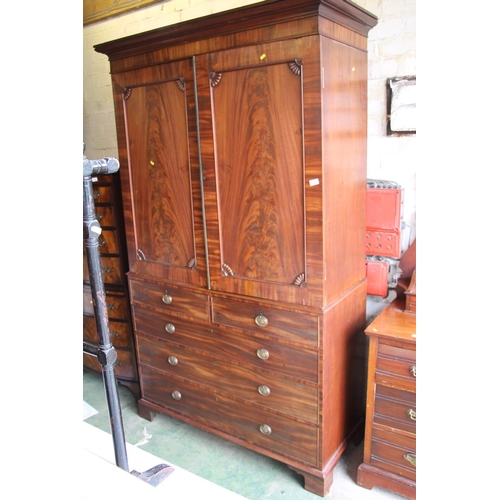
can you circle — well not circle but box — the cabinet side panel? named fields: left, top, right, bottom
left=321, top=38, right=368, bottom=303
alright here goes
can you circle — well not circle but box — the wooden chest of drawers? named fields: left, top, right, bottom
left=357, top=300, right=416, bottom=499
left=83, top=175, right=139, bottom=397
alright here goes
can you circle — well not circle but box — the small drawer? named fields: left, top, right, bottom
left=137, top=333, right=318, bottom=423
left=83, top=348, right=138, bottom=381
left=83, top=229, right=119, bottom=255
left=371, top=426, right=416, bottom=481
left=83, top=315, right=133, bottom=349
left=83, top=256, right=123, bottom=285
left=374, top=385, right=416, bottom=434
left=129, top=278, right=209, bottom=321
left=91, top=185, right=113, bottom=203
left=140, top=365, right=318, bottom=465
left=376, top=341, right=416, bottom=388
left=94, top=206, right=115, bottom=227
left=133, top=307, right=319, bottom=383
left=212, top=296, right=318, bottom=346
left=83, top=289, right=130, bottom=321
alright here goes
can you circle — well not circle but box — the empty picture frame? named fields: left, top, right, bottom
left=386, top=76, right=416, bottom=135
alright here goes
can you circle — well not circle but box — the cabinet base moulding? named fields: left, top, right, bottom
left=357, top=458, right=416, bottom=499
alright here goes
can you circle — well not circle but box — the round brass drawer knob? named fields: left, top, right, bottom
left=162, top=292, right=173, bottom=304
left=171, top=390, right=182, bottom=401
left=259, top=424, right=272, bottom=436
left=258, top=385, right=271, bottom=397
left=255, top=313, right=268, bottom=327
left=165, top=323, right=176, bottom=334
left=256, top=348, right=269, bottom=360
left=168, top=355, right=178, bottom=366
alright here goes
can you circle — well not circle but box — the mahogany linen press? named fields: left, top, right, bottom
left=94, top=0, right=378, bottom=495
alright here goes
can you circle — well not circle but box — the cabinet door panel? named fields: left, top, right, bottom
left=211, top=61, right=305, bottom=287
left=114, top=59, right=207, bottom=286
left=125, top=80, right=194, bottom=266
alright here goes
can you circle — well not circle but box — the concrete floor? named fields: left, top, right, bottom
left=83, top=369, right=407, bottom=500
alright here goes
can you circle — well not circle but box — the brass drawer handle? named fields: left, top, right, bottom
left=410, top=365, right=416, bottom=377
left=168, top=355, right=178, bottom=366
left=171, top=390, right=182, bottom=401
left=407, top=408, right=416, bottom=421
left=404, top=453, right=416, bottom=467
left=256, top=348, right=269, bottom=360
left=162, top=291, right=173, bottom=304
left=110, top=329, right=119, bottom=338
left=98, top=237, right=106, bottom=247
left=259, top=424, right=272, bottom=436
left=102, top=266, right=110, bottom=274
left=255, top=311, right=268, bottom=327
left=96, top=213, right=103, bottom=221
left=165, top=323, right=176, bottom=334
left=258, top=385, right=271, bottom=397
left=93, top=190, right=100, bottom=200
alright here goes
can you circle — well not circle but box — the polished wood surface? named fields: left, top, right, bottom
left=95, top=1, right=377, bottom=495
left=357, top=300, right=416, bottom=499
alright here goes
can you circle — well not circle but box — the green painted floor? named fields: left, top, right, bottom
left=83, top=369, right=405, bottom=500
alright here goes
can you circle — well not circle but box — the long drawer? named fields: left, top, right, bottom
left=212, top=296, right=319, bottom=347
left=83, top=255, right=123, bottom=285
left=374, top=385, right=416, bottom=435
left=137, top=332, right=318, bottom=423
left=133, top=306, right=319, bottom=383
left=140, top=364, right=318, bottom=465
left=370, top=426, right=416, bottom=481
left=129, top=278, right=209, bottom=321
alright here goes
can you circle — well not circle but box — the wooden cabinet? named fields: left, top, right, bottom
left=357, top=300, right=416, bottom=499
left=83, top=174, right=139, bottom=398
left=95, top=0, right=377, bottom=495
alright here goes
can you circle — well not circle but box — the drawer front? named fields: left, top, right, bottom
left=92, top=185, right=113, bottom=203
left=83, top=349, right=138, bottom=380
left=137, top=333, right=318, bottom=423
left=212, top=296, right=318, bottom=346
left=371, top=426, right=416, bottom=481
left=376, top=341, right=416, bottom=388
left=83, top=228, right=119, bottom=255
left=374, top=385, right=416, bottom=434
left=94, top=206, right=115, bottom=227
left=140, top=365, right=318, bottom=465
left=83, top=315, right=133, bottom=349
left=83, top=290, right=130, bottom=321
left=129, top=278, right=209, bottom=321
left=84, top=256, right=123, bottom=285
left=133, top=307, right=318, bottom=383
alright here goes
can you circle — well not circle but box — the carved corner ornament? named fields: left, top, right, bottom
left=222, top=263, right=234, bottom=276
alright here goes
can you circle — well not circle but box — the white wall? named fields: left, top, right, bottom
left=83, top=0, right=416, bottom=249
